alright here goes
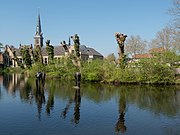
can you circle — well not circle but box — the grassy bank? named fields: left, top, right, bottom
left=5, top=51, right=180, bottom=85
left=24, top=58, right=179, bottom=85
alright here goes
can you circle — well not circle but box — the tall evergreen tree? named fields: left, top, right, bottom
left=46, top=40, right=54, bottom=63
left=20, top=46, right=32, bottom=68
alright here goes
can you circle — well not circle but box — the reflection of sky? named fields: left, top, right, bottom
left=127, top=105, right=180, bottom=135
left=0, top=82, right=180, bottom=135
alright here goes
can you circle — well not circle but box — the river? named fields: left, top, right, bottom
left=0, top=74, right=179, bottom=135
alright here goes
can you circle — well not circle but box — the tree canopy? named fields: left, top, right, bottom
left=125, top=35, right=147, bottom=57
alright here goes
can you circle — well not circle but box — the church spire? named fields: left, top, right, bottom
left=36, top=13, right=42, bottom=36
left=34, top=12, right=43, bottom=47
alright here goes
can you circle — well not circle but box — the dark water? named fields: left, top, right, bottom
left=0, top=74, right=180, bottom=135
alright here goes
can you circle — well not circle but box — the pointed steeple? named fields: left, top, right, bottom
left=34, top=12, right=43, bottom=47
left=36, top=13, right=42, bottom=36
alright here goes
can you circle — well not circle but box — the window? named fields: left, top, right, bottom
left=44, top=58, right=48, bottom=64
left=19, top=58, right=23, bottom=64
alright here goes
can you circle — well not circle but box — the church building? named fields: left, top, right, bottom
left=3, top=13, right=103, bottom=67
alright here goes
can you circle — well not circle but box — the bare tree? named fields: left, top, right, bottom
left=167, top=0, right=180, bottom=53
left=105, top=53, right=116, bottom=63
left=150, top=26, right=173, bottom=50
left=150, top=26, right=180, bottom=53
left=125, top=35, right=147, bottom=57
left=168, top=0, right=180, bottom=32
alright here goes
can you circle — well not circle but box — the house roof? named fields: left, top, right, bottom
left=133, top=47, right=166, bottom=59
left=41, top=46, right=65, bottom=56
left=133, top=53, right=153, bottom=59
left=14, top=48, right=21, bottom=56
left=80, top=45, right=103, bottom=57
left=149, top=47, right=166, bottom=53
left=7, top=44, right=103, bottom=58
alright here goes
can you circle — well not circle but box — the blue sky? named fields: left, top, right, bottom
left=0, top=0, right=173, bottom=56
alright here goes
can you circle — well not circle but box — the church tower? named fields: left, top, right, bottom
left=34, top=13, right=43, bottom=47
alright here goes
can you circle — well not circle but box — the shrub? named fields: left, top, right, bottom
left=82, top=60, right=103, bottom=81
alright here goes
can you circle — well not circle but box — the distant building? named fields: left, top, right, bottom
left=149, top=47, right=166, bottom=54
left=3, top=13, right=103, bottom=67
left=0, top=52, right=4, bottom=68
left=34, top=13, right=43, bottom=48
left=133, top=47, right=166, bottom=60
left=0, top=52, right=3, bottom=64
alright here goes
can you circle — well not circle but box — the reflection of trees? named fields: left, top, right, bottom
left=46, top=87, right=54, bottom=116
left=3, top=74, right=27, bottom=95
left=116, top=85, right=180, bottom=117
left=0, top=84, right=1, bottom=100
left=115, top=89, right=127, bottom=134
left=1, top=74, right=180, bottom=121
left=35, top=79, right=46, bottom=120
left=50, top=81, right=179, bottom=118
left=81, top=83, right=114, bottom=103
left=0, top=75, right=3, bottom=100
left=61, top=88, right=81, bottom=124
left=72, top=88, right=81, bottom=124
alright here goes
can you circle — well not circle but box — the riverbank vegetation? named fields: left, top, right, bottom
left=1, top=0, right=179, bottom=85
left=20, top=50, right=179, bottom=85
left=2, top=50, right=179, bottom=84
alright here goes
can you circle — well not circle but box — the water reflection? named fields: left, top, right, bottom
left=0, top=74, right=180, bottom=134
left=115, top=89, right=127, bottom=134
left=61, top=88, right=81, bottom=124
left=2, top=74, right=28, bottom=96
left=35, top=77, right=46, bottom=120
left=46, top=86, right=54, bottom=116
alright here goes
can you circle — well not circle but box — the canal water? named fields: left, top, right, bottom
left=0, top=74, right=179, bottom=135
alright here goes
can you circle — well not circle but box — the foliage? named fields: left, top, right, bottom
left=24, top=49, right=179, bottom=84
left=157, top=51, right=180, bottom=66
left=6, top=67, right=24, bottom=74
left=74, top=44, right=80, bottom=57
left=46, top=40, right=54, bottom=63
left=105, top=53, right=116, bottom=63
left=138, top=58, right=175, bottom=83
left=33, top=46, right=43, bottom=64
left=45, top=58, right=78, bottom=79
left=80, top=52, right=177, bottom=84
left=82, top=60, right=103, bottom=81
left=71, top=34, right=80, bottom=58
left=20, top=46, right=32, bottom=68
left=27, top=62, right=45, bottom=77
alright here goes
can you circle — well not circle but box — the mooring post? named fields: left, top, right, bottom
left=74, top=72, right=81, bottom=88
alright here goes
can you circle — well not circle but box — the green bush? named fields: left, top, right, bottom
left=82, top=60, right=103, bottom=81
left=45, top=58, right=78, bottom=79
left=24, top=51, right=178, bottom=84
left=139, top=59, right=175, bottom=83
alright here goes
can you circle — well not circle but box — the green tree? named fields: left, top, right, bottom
left=33, top=45, right=43, bottom=64
left=46, top=40, right=54, bottom=63
left=82, top=60, right=103, bottom=81
left=20, top=46, right=32, bottom=68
